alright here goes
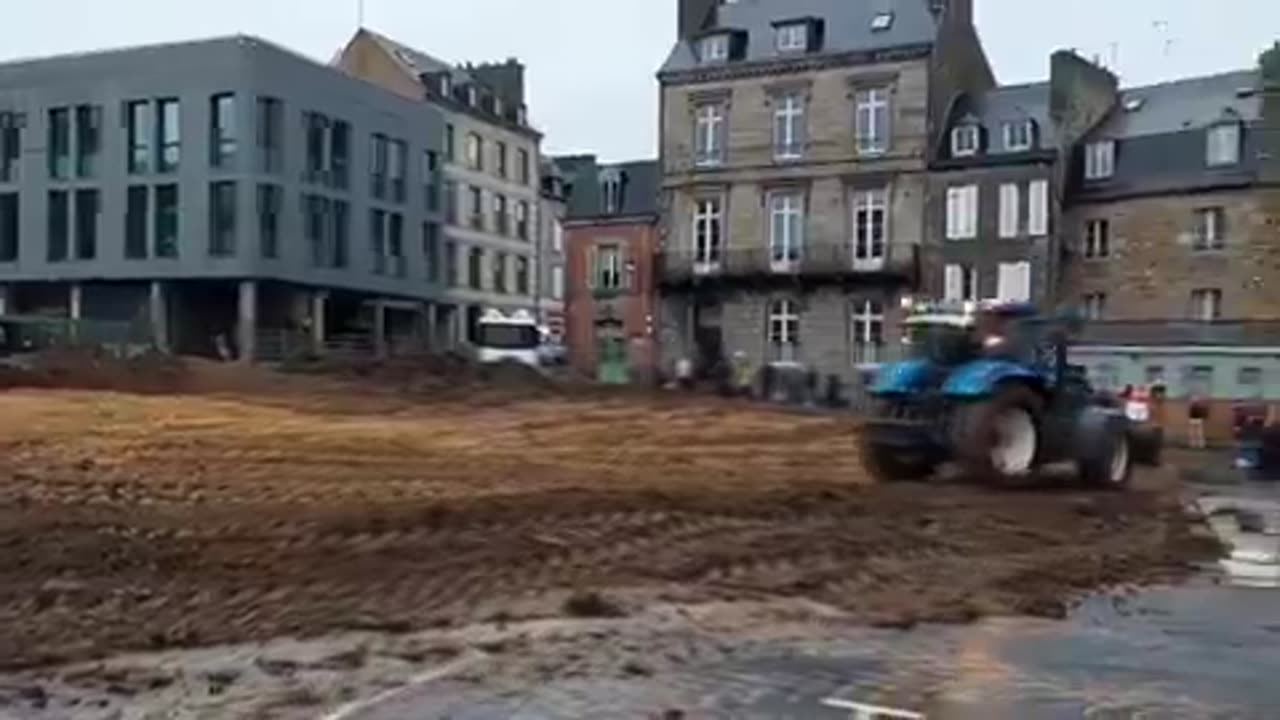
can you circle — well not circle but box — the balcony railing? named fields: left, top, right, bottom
left=1075, top=320, right=1280, bottom=347
left=659, top=241, right=917, bottom=287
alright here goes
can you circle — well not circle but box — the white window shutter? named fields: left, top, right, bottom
left=945, top=188, right=960, bottom=239
left=944, top=264, right=962, bottom=301
left=997, top=261, right=1032, bottom=301
left=964, top=186, right=979, bottom=238
left=997, top=262, right=1014, bottom=301
left=998, top=183, right=1019, bottom=238
left=1028, top=179, right=1048, bottom=236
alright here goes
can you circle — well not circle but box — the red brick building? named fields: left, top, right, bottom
left=554, top=156, right=659, bottom=383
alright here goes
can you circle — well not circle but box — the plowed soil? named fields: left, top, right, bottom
left=0, top=361, right=1215, bottom=670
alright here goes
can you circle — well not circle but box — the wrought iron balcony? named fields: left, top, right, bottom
left=1075, top=320, right=1280, bottom=347
left=659, top=241, right=918, bottom=288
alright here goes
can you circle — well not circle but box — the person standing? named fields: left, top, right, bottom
left=1188, top=393, right=1209, bottom=450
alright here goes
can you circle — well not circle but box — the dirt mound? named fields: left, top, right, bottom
left=281, top=352, right=562, bottom=400
left=0, top=347, right=186, bottom=394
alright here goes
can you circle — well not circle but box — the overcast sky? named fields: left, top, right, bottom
left=5, top=1, right=1277, bottom=162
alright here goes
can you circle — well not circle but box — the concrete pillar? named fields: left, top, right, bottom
left=310, top=290, right=328, bottom=355
left=373, top=299, right=388, bottom=360
left=424, top=302, right=437, bottom=352
left=237, top=279, right=257, bottom=363
left=149, top=281, right=169, bottom=352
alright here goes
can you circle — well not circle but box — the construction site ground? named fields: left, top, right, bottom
left=0, top=354, right=1220, bottom=717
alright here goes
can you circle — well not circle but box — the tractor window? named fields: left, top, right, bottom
left=904, top=324, right=974, bottom=365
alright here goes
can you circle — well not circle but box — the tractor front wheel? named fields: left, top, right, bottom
left=952, top=385, right=1044, bottom=482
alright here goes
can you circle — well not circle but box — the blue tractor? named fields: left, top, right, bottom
left=862, top=299, right=1143, bottom=488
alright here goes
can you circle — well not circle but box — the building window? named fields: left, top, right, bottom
left=518, top=148, right=531, bottom=185
left=156, top=98, right=180, bottom=173
left=870, top=12, right=894, bottom=30
left=1084, top=218, right=1110, bottom=258
left=47, top=108, right=71, bottom=180
left=368, top=210, right=386, bottom=274
left=126, top=101, right=151, bottom=174
left=852, top=188, right=887, bottom=269
left=46, top=190, right=69, bottom=262
left=951, top=124, right=979, bottom=156
left=303, top=195, right=328, bottom=267
left=773, top=93, right=805, bottom=160
left=422, top=222, right=440, bottom=283
left=387, top=212, right=404, bottom=276
left=493, top=193, right=509, bottom=235
left=210, top=93, right=237, bottom=169
left=693, top=103, right=725, bottom=166
left=332, top=200, right=350, bottom=268
left=1238, top=367, right=1264, bottom=399
left=1193, top=207, right=1225, bottom=250
left=125, top=186, right=148, bottom=259
left=74, top=105, right=102, bottom=179
left=444, top=123, right=455, bottom=163
left=304, top=112, right=328, bottom=183
left=0, top=193, right=17, bottom=262
left=154, top=184, right=180, bottom=258
left=444, top=180, right=458, bottom=225
left=1028, top=179, right=1049, bottom=236
left=594, top=244, right=622, bottom=290
left=851, top=299, right=884, bottom=366
left=996, top=261, right=1031, bottom=302
left=1206, top=123, right=1240, bottom=166
left=369, top=210, right=403, bottom=275
left=775, top=23, right=807, bottom=52
left=389, top=139, right=407, bottom=203
left=492, top=251, right=508, bottom=293
left=1184, top=366, right=1214, bottom=398
left=370, top=134, right=389, bottom=200
left=945, top=184, right=978, bottom=240
left=1190, top=289, right=1222, bottom=321
left=516, top=200, right=530, bottom=240
left=602, top=176, right=621, bottom=213
left=769, top=192, right=804, bottom=268
left=1084, top=140, right=1114, bottom=180
left=515, top=256, right=530, bottom=296
left=1082, top=292, right=1106, bottom=320
left=208, top=181, right=237, bottom=257
left=692, top=197, right=722, bottom=268
left=551, top=265, right=564, bottom=300
left=552, top=220, right=564, bottom=252
left=468, top=247, right=484, bottom=289
left=768, top=298, right=800, bottom=362
left=257, top=184, right=281, bottom=259
left=1144, top=365, right=1165, bottom=386
left=855, top=87, right=890, bottom=155
left=466, top=132, right=483, bottom=171
left=1095, top=363, right=1120, bottom=392
left=330, top=120, right=350, bottom=190
left=468, top=186, right=484, bottom=230
left=1003, top=120, right=1033, bottom=151
left=445, top=241, right=458, bottom=287
left=495, top=141, right=508, bottom=178
left=74, top=188, right=99, bottom=261
left=944, top=263, right=978, bottom=301
left=0, top=112, right=20, bottom=183
left=998, top=183, right=1020, bottom=238
left=256, top=97, right=284, bottom=174
left=422, top=150, right=439, bottom=211
left=699, top=34, right=728, bottom=63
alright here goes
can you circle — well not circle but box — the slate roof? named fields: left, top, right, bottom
left=1092, top=69, right=1262, bottom=140
left=659, top=0, right=938, bottom=75
left=359, top=28, right=476, bottom=86
left=973, top=82, right=1056, bottom=150
left=554, top=156, right=659, bottom=221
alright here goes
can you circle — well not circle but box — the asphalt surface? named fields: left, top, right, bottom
left=349, top=477, right=1280, bottom=720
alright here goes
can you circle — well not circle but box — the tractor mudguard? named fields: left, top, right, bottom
left=941, top=359, right=1044, bottom=398
left=870, top=359, right=935, bottom=396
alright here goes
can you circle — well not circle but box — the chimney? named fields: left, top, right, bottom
left=1048, top=49, right=1118, bottom=143
left=1258, top=42, right=1280, bottom=183
left=471, top=59, right=526, bottom=109
left=678, top=0, right=717, bottom=40
left=927, top=0, right=973, bottom=25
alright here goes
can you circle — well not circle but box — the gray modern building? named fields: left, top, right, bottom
left=0, top=35, right=446, bottom=360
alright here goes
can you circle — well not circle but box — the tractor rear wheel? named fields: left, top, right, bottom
left=951, top=384, right=1044, bottom=482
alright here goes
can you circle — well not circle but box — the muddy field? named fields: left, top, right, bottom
left=0, top=357, right=1215, bottom=673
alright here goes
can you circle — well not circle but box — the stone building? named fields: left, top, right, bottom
left=655, top=0, right=992, bottom=394
left=335, top=29, right=542, bottom=347
left=1064, top=50, right=1280, bottom=407
left=556, top=156, right=660, bottom=383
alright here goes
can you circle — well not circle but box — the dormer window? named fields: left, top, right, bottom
left=438, top=74, right=452, bottom=96
left=871, top=12, right=894, bottom=31
left=699, top=34, right=729, bottom=64
left=951, top=124, right=980, bottom=157
left=466, top=85, right=478, bottom=107
left=1003, top=120, right=1034, bottom=151
left=775, top=23, right=808, bottom=52
left=1085, top=140, right=1115, bottom=180
left=600, top=172, right=622, bottom=214
left=1206, top=121, right=1241, bottom=166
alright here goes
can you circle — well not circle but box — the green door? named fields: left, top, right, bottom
left=596, top=336, right=630, bottom=384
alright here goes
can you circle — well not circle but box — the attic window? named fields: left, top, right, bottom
left=776, top=23, right=808, bottom=52
left=871, top=12, right=895, bottom=31
left=601, top=174, right=622, bottom=214
left=951, top=124, right=980, bottom=157
left=1206, top=122, right=1241, bottom=166
left=467, top=86, right=478, bottom=107
left=1122, top=96, right=1144, bottom=112
left=699, top=34, right=729, bottom=64
left=438, top=74, right=452, bottom=96
left=1003, top=120, right=1034, bottom=151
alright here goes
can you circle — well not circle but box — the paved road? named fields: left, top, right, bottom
left=351, top=481, right=1280, bottom=720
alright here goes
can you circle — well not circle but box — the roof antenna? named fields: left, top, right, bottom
left=357, top=0, right=365, bottom=28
